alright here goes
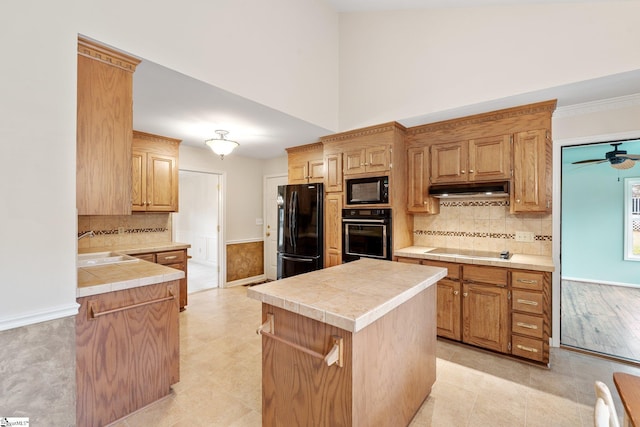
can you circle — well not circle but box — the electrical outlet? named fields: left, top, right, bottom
left=515, top=231, right=535, bottom=242
left=118, top=226, right=125, bottom=235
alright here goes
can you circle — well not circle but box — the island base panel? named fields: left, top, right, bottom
left=261, top=285, right=436, bottom=427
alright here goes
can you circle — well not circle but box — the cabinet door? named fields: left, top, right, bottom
left=462, top=283, right=509, bottom=353
left=437, top=279, right=461, bottom=340
left=288, top=161, right=308, bottom=184
left=430, top=141, right=468, bottom=184
left=77, top=50, right=134, bottom=215
left=324, top=153, right=343, bottom=192
left=308, top=159, right=324, bottom=183
left=324, top=193, right=342, bottom=267
left=344, top=148, right=366, bottom=175
left=468, top=135, right=511, bottom=181
left=131, top=150, right=147, bottom=212
left=365, top=145, right=390, bottom=173
left=407, top=146, right=439, bottom=213
left=147, top=153, right=178, bottom=212
left=511, top=129, right=549, bottom=213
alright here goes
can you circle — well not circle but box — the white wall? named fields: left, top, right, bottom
left=76, top=0, right=340, bottom=130
left=0, top=2, right=79, bottom=329
left=338, top=2, right=640, bottom=130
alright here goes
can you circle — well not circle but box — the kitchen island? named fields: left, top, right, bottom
left=247, top=258, right=446, bottom=427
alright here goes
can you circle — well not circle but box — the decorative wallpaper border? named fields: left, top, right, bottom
left=78, top=227, right=167, bottom=237
left=414, top=229, right=552, bottom=242
left=439, top=200, right=509, bottom=207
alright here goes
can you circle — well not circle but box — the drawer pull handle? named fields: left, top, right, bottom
left=517, top=279, right=538, bottom=284
left=164, top=256, right=178, bottom=260
left=516, top=344, right=538, bottom=353
left=516, top=322, right=538, bottom=330
left=516, top=299, right=538, bottom=306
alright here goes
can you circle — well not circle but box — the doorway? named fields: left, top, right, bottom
left=560, top=139, right=640, bottom=362
left=263, top=174, right=288, bottom=281
left=174, top=170, right=222, bottom=292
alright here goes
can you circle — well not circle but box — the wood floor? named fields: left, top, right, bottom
left=562, top=280, right=640, bottom=362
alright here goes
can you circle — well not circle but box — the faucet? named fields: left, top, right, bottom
left=78, top=231, right=94, bottom=240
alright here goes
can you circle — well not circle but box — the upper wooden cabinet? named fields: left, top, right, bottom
left=407, top=146, right=439, bottom=214
left=132, top=131, right=181, bottom=212
left=323, top=152, right=343, bottom=192
left=430, top=135, right=511, bottom=184
left=286, top=142, right=323, bottom=185
left=343, top=145, right=391, bottom=175
left=76, top=37, right=140, bottom=215
left=511, top=129, right=551, bottom=213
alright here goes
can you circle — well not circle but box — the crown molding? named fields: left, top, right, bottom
left=78, top=36, right=141, bottom=73
left=320, top=122, right=405, bottom=143
left=285, top=141, right=323, bottom=154
left=554, top=93, right=640, bottom=119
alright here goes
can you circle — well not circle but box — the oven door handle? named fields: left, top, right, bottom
left=341, top=218, right=386, bottom=223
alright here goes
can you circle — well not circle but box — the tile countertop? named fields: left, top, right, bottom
left=77, top=242, right=190, bottom=298
left=394, top=246, right=555, bottom=272
left=247, top=258, right=446, bottom=333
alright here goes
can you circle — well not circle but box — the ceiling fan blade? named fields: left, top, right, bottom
left=620, top=154, right=640, bottom=160
left=572, top=158, right=607, bottom=165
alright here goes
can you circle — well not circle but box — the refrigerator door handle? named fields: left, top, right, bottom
left=291, top=191, right=298, bottom=247
left=281, top=255, right=314, bottom=263
left=288, top=191, right=296, bottom=248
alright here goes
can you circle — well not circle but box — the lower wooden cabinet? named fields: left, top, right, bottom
left=462, top=282, right=510, bottom=353
left=76, top=280, right=180, bottom=427
left=324, top=193, right=343, bottom=267
left=134, top=249, right=188, bottom=310
left=396, top=257, right=551, bottom=365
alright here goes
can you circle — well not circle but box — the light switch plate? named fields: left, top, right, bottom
left=515, top=231, right=535, bottom=242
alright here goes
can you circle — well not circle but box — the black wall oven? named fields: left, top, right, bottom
left=342, top=208, right=392, bottom=263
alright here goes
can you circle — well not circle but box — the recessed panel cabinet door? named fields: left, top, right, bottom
left=131, top=150, right=146, bottom=212
left=148, top=154, right=177, bottom=211
left=437, top=279, right=461, bottom=340
left=468, top=134, right=511, bottom=181
left=430, top=141, right=468, bottom=183
left=511, top=129, right=550, bottom=213
left=462, top=283, right=509, bottom=353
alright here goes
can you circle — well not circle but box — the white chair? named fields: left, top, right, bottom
left=594, top=381, right=621, bottom=427
left=595, top=397, right=611, bottom=427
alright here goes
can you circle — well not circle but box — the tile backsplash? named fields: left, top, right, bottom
left=78, top=213, right=172, bottom=249
left=413, top=199, right=552, bottom=256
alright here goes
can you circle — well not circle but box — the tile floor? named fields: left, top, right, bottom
left=113, top=286, right=640, bottom=426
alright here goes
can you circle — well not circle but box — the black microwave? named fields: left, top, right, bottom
left=346, top=176, right=389, bottom=205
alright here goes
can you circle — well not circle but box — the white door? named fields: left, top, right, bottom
left=264, top=175, right=288, bottom=280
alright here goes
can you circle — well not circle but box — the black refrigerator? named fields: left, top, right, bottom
left=277, top=183, right=324, bottom=279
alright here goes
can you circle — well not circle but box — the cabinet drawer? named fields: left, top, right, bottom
left=134, top=253, right=156, bottom=262
left=156, top=250, right=185, bottom=264
left=463, top=265, right=507, bottom=286
left=512, top=290, right=543, bottom=315
left=512, top=312, right=543, bottom=339
left=396, top=257, right=422, bottom=265
left=511, top=335, right=544, bottom=362
left=512, top=271, right=544, bottom=291
left=423, top=260, right=460, bottom=280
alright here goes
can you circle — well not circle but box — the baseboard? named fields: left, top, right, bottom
left=225, top=274, right=267, bottom=288
left=561, top=276, right=640, bottom=289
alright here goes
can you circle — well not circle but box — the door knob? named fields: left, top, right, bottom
left=266, top=232, right=271, bottom=237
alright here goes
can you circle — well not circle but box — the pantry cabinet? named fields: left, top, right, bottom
left=286, top=142, right=324, bottom=185
left=407, top=146, right=439, bottom=214
left=76, top=37, right=140, bottom=215
left=511, top=129, right=551, bottom=213
left=430, top=135, right=511, bottom=184
left=324, top=193, right=342, bottom=267
left=132, top=131, right=181, bottom=212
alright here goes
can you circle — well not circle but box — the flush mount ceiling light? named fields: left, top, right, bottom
left=205, top=130, right=239, bottom=159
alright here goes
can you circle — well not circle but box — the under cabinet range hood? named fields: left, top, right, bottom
left=428, top=181, right=510, bottom=199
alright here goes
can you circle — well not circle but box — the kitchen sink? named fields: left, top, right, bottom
left=77, top=251, right=140, bottom=268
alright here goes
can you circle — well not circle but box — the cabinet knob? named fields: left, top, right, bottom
left=453, top=290, right=459, bottom=295
left=469, top=169, right=474, bottom=173
left=266, top=232, right=271, bottom=237
left=463, top=292, right=468, bottom=297
left=516, top=199, right=521, bottom=204
left=461, top=170, right=466, bottom=174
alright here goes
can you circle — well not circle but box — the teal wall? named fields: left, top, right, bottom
left=562, top=140, right=640, bottom=285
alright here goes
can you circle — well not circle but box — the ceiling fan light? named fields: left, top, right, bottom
left=611, top=159, right=635, bottom=170
left=205, top=130, right=239, bottom=159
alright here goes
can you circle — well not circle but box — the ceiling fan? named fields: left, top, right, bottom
left=572, top=142, right=640, bottom=169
